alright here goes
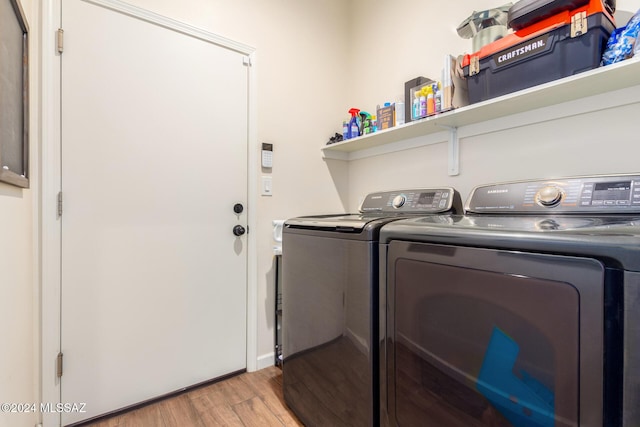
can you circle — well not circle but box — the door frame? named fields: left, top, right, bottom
left=40, top=1, right=259, bottom=425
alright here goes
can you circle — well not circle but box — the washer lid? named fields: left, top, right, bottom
left=379, top=214, right=640, bottom=270
left=415, top=214, right=640, bottom=232
left=285, top=213, right=394, bottom=232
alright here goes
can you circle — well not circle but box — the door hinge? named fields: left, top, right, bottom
left=57, top=28, right=64, bottom=54
left=57, top=352, right=63, bottom=378
left=57, top=192, right=63, bottom=217
left=243, top=56, right=252, bottom=67
left=571, top=11, right=587, bottom=38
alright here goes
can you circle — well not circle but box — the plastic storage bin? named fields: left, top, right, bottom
left=462, top=0, right=615, bottom=104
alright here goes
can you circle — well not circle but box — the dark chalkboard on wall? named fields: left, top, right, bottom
left=0, top=0, right=29, bottom=188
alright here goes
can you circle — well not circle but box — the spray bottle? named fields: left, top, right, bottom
left=348, top=108, right=361, bottom=139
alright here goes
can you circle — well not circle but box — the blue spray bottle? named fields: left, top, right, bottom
left=348, top=108, right=361, bottom=139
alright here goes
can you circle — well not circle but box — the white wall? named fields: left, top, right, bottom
left=0, top=0, right=39, bottom=426
left=0, top=188, right=37, bottom=427
left=350, top=1, right=486, bottom=107
left=346, top=0, right=640, bottom=210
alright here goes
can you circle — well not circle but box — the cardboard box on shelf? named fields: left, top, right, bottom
left=376, top=104, right=395, bottom=131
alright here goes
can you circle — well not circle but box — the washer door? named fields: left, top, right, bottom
left=383, top=241, right=605, bottom=427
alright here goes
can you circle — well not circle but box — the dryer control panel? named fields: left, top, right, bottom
left=467, top=174, right=640, bottom=214
left=360, top=188, right=462, bottom=214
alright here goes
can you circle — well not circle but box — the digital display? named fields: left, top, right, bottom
left=592, top=181, right=631, bottom=201
left=418, top=192, right=436, bottom=205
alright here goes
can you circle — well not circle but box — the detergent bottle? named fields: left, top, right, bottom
left=348, top=108, right=361, bottom=139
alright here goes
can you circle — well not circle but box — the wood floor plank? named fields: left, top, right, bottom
left=189, top=374, right=255, bottom=405
left=232, top=396, right=284, bottom=427
left=159, top=394, right=204, bottom=427
left=240, top=368, right=303, bottom=426
left=82, top=416, right=122, bottom=427
left=116, top=404, right=166, bottom=427
left=189, top=394, right=245, bottom=427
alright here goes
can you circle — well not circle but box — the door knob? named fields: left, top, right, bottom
left=233, top=203, right=244, bottom=214
left=233, top=225, right=246, bottom=236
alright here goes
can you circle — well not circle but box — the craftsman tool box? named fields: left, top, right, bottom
left=462, top=0, right=616, bottom=104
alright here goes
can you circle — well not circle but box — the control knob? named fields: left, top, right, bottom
left=536, top=186, right=563, bottom=207
left=392, top=194, right=407, bottom=209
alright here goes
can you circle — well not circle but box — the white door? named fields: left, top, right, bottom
left=60, top=1, right=249, bottom=424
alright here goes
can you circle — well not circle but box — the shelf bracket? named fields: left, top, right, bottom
left=439, top=125, right=459, bottom=176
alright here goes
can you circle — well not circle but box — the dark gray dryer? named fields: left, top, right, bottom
left=282, top=188, right=462, bottom=427
left=380, top=174, right=640, bottom=427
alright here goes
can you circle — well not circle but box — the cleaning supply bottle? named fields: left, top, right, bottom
left=412, top=93, right=420, bottom=120
left=360, top=111, right=372, bottom=135
left=372, top=115, right=377, bottom=133
left=348, top=108, right=360, bottom=139
left=427, top=86, right=435, bottom=116
left=395, top=101, right=405, bottom=126
left=343, top=121, right=350, bottom=140
left=435, top=82, right=442, bottom=113
left=419, top=88, right=427, bottom=118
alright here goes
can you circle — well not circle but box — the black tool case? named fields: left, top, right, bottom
left=462, top=0, right=616, bottom=104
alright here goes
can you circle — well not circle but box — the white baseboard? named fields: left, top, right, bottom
left=255, top=352, right=276, bottom=371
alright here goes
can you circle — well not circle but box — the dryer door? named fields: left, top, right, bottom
left=383, top=242, right=605, bottom=427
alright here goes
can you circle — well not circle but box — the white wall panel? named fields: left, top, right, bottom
left=0, top=0, right=38, bottom=425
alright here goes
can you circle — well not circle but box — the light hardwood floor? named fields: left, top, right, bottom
left=82, top=366, right=303, bottom=427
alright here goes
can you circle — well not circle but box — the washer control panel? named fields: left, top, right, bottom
left=360, top=188, right=462, bottom=214
left=467, top=174, right=640, bottom=214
